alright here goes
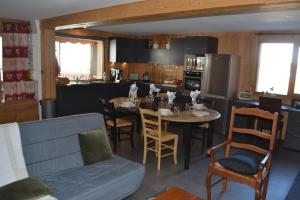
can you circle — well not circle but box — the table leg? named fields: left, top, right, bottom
left=183, top=123, right=192, bottom=170
left=112, top=126, right=117, bottom=152
left=207, top=121, right=215, bottom=149
left=136, top=115, right=141, bottom=135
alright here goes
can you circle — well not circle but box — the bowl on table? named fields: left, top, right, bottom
left=120, top=101, right=135, bottom=108
left=192, top=103, right=206, bottom=110
left=192, top=111, right=210, bottom=117
left=159, top=108, right=173, bottom=116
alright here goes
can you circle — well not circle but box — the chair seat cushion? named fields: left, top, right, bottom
left=218, top=152, right=263, bottom=175
left=106, top=118, right=132, bottom=127
left=161, top=131, right=178, bottom=141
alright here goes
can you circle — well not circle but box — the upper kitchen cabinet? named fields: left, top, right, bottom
left=149, top=49, right=170, bottom=65
left=169, top=36, right=218, bottom=65
left=109, top=37, right=136, bottom=63
left=169, top=38, right=185, bottom=65
left=109, top=37, right=149, bottom=63
left=134, top=39, right=150, bottom=63
left=109, top=36, right=218, bottom=65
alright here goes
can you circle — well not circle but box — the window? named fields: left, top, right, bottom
left=55, top=38, right=104, bottom=81
left=256, top=43, right=294, bottom=95
left=294, top=48, right=300, bottom=94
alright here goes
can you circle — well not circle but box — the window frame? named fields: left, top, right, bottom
left=255, top=35, right=300, bottom=98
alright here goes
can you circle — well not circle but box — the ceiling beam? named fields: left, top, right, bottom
left=41, top=0, right=300, bottom=30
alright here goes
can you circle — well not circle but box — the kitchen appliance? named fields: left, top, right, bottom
left=110, top=69, right=122, bottom=82
left=183, top=70, right=204, bottom=91
left=239, top=91, right=253, bottom=100
left=129, top=73, right=139, bottom=81
left=185, top=54, right=205, bottom=70
left=183, top=54, right=205, bottom=91
left=202, top=53, right=240, bottom=135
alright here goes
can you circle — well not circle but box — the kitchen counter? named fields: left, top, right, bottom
left=235, top=99, right=300, bottom=113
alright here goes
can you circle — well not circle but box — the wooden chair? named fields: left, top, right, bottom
left=258, top=96, right=284, bottom=140
left=139, top=108, right=178, bottom=171
left=99, top=98, right=134, bottom=152
left=206, top=106, right=278, bottom=200
left=192, top=98, right=216, bottom=153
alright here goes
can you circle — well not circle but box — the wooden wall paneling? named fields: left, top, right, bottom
left=41, top=0, right=300, bottom=29
left=0, top=100, right=39, bottom=124
left=41, top=28, right=56, bottom=99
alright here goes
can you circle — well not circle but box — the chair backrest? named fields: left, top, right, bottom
left=226, top=106, right=278, bottom=157
left=259, top=96, right=282, bottom=114
left=99, top=98, right=116, bottom=122
left=139, top=108, right=162, bottom=139
left=197, top=98, right=215, bottom=109
left=258, top=96, right=281, bottom=131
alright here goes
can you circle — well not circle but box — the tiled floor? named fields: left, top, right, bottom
left=114, top=130, right=300, bottom=200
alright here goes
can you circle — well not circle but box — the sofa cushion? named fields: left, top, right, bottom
left=79, top=129, right=112, bottom=165
left=38, top=156, right=145, bottom=200
left=0, top=177, right=52, bottom=200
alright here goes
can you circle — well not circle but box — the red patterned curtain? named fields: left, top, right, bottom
left=2, top=22, right=35, bottom=101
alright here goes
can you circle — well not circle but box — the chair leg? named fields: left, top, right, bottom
left=157, top=141, right=161, bottom=171
left=130, top=124, right=134, bottom=149
left=155, top=141, right=158, bottom=157
left=173, top=136, right=178, bottom=165
left=112, top=126, right=117, bottom=152
left=206, top=171, right=212, bottom=200
left=201, top=130, right=206, bottom=154
left=117, top=128, right=121, bottom=142
left=222, top=178, right=228, bottom=192
left=262, top=175, right=270, bottom=200
left=143, top=136, right=147, bottom=165
left=255, top=184, right=262, bottom=200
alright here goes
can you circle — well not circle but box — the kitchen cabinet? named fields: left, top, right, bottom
left=109, top=36, right=218, bottom=65
left=109, top=37, right=136, bottom=63
left=149, top=49, right=170, bottom=64
left=284, top=111, right=300, bottom=151
left=169, top=36, right=218, bottom=65
left=169, top=38, right=185, bottom=65
left=134, top=39, right=149, bottom=63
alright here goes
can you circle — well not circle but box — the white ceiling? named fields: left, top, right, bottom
left=0, top=0, right=138, bottom=20
left=90, top=9, right=300, bottom=35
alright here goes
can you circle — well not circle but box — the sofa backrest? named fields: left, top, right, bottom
left=19, top=113, right=105, bottom=177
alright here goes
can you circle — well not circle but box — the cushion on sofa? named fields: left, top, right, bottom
left=0, top=176, right=52, bottom=200
left=79, top=129, right=112, bottom=165
left=38, top=155, right=145, bottom=200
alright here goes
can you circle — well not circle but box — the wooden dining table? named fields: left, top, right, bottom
left=110, top=97, right=221, bottom=169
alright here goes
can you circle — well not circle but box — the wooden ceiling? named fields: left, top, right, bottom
left=41, top=0, right=300, bottom=30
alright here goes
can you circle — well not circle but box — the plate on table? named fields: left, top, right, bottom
left=192, top=103, right=206, bottom=111
left=159, top=109, right=174, bottom=116
left=120, top=101, right=135, bottom=108
left=192, top=111, right=210, bottom=117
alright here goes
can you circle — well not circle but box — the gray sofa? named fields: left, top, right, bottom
left=18, top=113, right=145, bottom=200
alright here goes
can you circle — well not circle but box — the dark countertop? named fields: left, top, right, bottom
left=235, top=99, right=300, bottom=113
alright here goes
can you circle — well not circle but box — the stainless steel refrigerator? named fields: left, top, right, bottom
left=202, top=54, right=240, bottom=135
